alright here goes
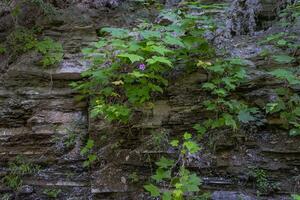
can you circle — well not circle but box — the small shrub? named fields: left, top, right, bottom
left=35, top=37, right=63, bottom=67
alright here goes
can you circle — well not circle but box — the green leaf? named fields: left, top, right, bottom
left=272, top=55, right=295, bottom=64
left=183, top=132, right=192, bottom=140
left=228, top=58, right=249, bottom=66
left=152, top=168, right=171, bottom=181
left=146, top=56, right=172, bottom=67
left=118, top=53, right=144, bottom=63
left=207, top=64, right=224, bottom=73
left=140, top=30, right=161, bottom=39
left=183, top=141, right=200, bottom=154
left=170, top=140, right=179, bottom=147
left=144, top=184, right=160, bottom=197
left=101, top=27, right=129, bottom=38
left=266, top=102, right=285, bottom=114
left=129, top=70, right=148, bottom=78
left=163, top=35, right=185, bottom=47
left=289, top=128, right=300, bottom=136
left=162, top=191, right=172, bottom=200
left=92, top=40, right=107, bottom=48
left=293, top=107, right=300, bottom=117
left=223, top=113, right=237, bottom=129
left=238, top=110, right=256, bottom=123
left=86, top=139, right=94, bottom=149
left=147, top=45, right=172, bottom=56
left=212, top=88, right=228, bottom=97
left=184, top=173, right=202, bottom=192
left=202, top=82, right=216, bottom=90
left=155, top=157, right=174, bottom=169
left=193, top=124, right=206, bottom=135
left=269, top=69, right=300, bottom=85
left=277, top=39, right=287, bottom=46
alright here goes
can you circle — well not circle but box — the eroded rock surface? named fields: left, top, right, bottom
left=0, top=0, right=299, bottom=199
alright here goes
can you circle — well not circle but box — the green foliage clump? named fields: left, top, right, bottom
left=7, top=28, right=37, bottom=55
left=292, top=194, right=300, bottom=200
left=249, top=168, right=277, bottom=196
left=279, top=0, right=300, bottom=26
left=259, top=30, right=300, bottom=136
left=2, top=156, right=40, bottom=190
left=36, top=37, right=64, bottom=67
left=144, top=133, right=207, bottom=200
left=80, top=139, right=97, bottom=167
left=6, top=28, right=63, bottom=67
left=197, top=58, right=259, bottom=132
left=43, top=188, right=62, bottom=198
left=73, top=1, right=214, bottom=123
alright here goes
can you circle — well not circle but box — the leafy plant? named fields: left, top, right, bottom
left=198, top=58, right=259, bottom=132
left=144, top=132, right=204, bottom=200
left=249, top=168, right=276, bottom=195
left=2, top=156, right=40, bottom=190
left=7, top=28, right=37, bottom=55
left=80, top=139, right=97, bottom=167
left=266, top=68, right=300, bottom=136
left=73, top=1, right=214, bottom=123
left=35, top=37, right=63, bottom=67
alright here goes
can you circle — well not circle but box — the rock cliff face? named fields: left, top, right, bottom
left=0, top=0, right=300, bottom=199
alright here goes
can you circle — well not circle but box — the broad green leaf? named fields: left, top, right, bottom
left=183, top=173, right=201, bottom=192
left=118, top=53, right=144, bottom=63
left=238, top=110, right=256, bottom=123
left=163, top=35, right=185, bottom=47
left=277, top=39, right=287, bottom=46
left=183, top=141, right=200, bottom=154
left=208, top=64, right=225, bottom=73
left=86, top=139, right=94, bottom=149
left=162, top=191, right=172, bottom=200
left=170, top=140, right=179, bottom=147
left=146, top=56, right=172, bottom=67
left=193, top=124, right=207, bottom=135
left=155, top=157, right=174, bottom=169
left=292, top=194, right=300, bottom=200
left=129, top=71, right=148, bottom=78
left=229, top=58, right=249, bottom=66
left=269, top=69, right=300, bottom=85
left=289, top=128, right=300, bottom=136
left=92, top=40, right=107, bottom=48
left=183, top=132, right=192, bottom=140
left=101, top=27, right=129, bottom=38
left=266, top=101, right=286, bottom=114
left=223, top=113, right=237, bottom=129
left=144, top=184, right=160, bottom=197
left=82, top=48, right=94, bottom=55
left=147, top=45, right=172, bottom=56
left=152, top=168, right=171, bottom=181
left=140, top=30, right=161, bottom=39
left=272, top=55, right=295, bottom=64
left=202, top=82, right=216, bottom=90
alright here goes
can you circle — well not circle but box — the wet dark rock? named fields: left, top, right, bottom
left=212, top=191, right=257, bottom=200
left=18, top=185, right=34, bottom=194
